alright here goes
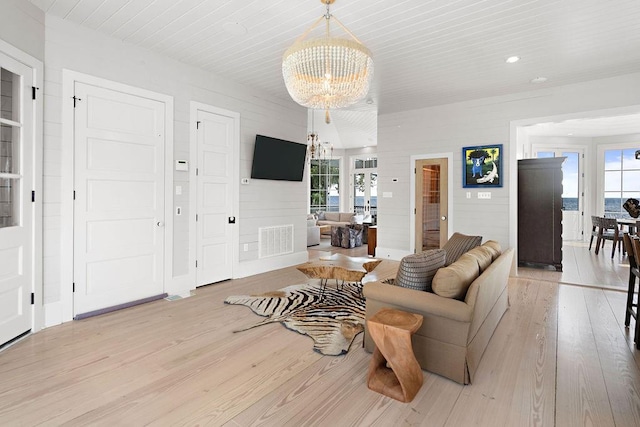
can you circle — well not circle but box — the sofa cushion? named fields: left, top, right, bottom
left=442, top=232, right=482, bottom=266
left=482, top=240, right=502, bottom=260
left=395, top=249, right=446, bottom=292
left=465, top=246, right=493, bottom=272
left=432, top=253, right=480, bottom=299
left=339, top=212, right=355, bottom=222
left=324, top=212, right=340, bottom=222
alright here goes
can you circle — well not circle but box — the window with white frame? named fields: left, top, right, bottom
left=310, top=158, right=340, bottom=213
left=604, top=148, right=640, bottom=218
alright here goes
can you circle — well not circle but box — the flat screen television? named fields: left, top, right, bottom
left=250, top=134, right=307, bottom=181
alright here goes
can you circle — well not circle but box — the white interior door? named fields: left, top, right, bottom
left=73, top=82, right=166, bottom=317
left=196, top=109, right=233, bottom=286
left=0, top=54, right=33, bottom=346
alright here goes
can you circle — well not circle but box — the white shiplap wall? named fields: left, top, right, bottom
left=42, top=16, right=307, bottom=318
left=0, top=0, right=45, bottom=61
left=376, top=73, right=640, bottom=259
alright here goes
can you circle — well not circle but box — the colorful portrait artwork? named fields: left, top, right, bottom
left=462, top=144, right=503, bottom=188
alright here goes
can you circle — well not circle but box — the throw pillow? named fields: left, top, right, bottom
left=317, top=211, right=326, bottom=220
left=482, top=240, right=502, bottom=261
left=465, top=246, right=493, bottom=272
left=442, top=232, right=482, bottom=266
left=432, top=253, right=480, bottom=299
left=395, top=249, right=446, bottom=292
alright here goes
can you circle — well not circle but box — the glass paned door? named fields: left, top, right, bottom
left=415, top=158, right=448, bottom=251
left=353, top=172, right=377, bottom=216
left=0, top=54, right=34, bottom=347
left=0, top=69, right=21, bottom=228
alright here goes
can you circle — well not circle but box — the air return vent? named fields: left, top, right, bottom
left=259, top=224, right=294, bottom=258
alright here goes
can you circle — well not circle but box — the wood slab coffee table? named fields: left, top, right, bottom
left=297, top=254, right=382, bottom=298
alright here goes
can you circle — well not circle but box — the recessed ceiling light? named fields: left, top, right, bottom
left=530, top=77, right=548, bottom=84
left=222, top=22, right=247, bottom=36
left=506, top=56, right=520, bottom=63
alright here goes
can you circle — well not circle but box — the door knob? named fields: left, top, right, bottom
left=441, top=216, right=447, bottom=221
left=157, top=221, right=164, bottom=227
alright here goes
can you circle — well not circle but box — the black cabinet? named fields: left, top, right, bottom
left=518, top=157, right=564, bottom=271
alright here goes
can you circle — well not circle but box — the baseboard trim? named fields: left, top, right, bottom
left=44, top=301, right=63, bottom=328
left=375, top=247, right=412, bottom=261
left=234, top=251, right=309, bottom=279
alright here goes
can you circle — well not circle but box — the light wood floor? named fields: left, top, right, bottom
left=1, top=237, right=639, bottom=426
left=518, top=240, right=630, bottom=291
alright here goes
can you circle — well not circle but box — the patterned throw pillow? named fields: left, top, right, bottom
left=395, top=249, right=446, bottom=292
left=442, top=232, right=482, bottom=266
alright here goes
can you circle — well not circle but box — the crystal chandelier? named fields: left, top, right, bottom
left=282, top=0, right=374, bottom=124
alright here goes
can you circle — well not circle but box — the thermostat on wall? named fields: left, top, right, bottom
left=175, top=160, right=189, bottom=171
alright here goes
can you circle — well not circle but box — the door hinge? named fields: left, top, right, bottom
left=31, top=190, right=35, bottom=202
left=414, top=208, right=416, bottom=214
left=196, top=214, right=198, bottom=222
left=195, top=260, right=198, bottom=268
left=72, top=95, right=81, bottom=108
left=32, top=86, right=39, bottom=100
left=72, top=282, right=75, bottom=292
left=196, top=168, right=199, bottom=176
left=73, top=190, right=76, bottom=200
left=196, top=121, right=201, bottom=129
left=31, top=293, right=35, bottom=305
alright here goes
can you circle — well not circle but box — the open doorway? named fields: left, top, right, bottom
left=514, top=107, right=640, bottom=290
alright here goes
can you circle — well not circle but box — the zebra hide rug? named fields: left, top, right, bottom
left=224, top=282, right=365, bottom=356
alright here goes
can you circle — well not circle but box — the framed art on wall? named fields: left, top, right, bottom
left=463, top=144, right=503, bottom=188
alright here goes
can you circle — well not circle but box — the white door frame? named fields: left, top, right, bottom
left=189, top=102, right=239, bottom=283
left=0, top=39, right=43, bottom=335
left=61, top=70, right=174, bottom=323
left=409, top=152, right=454, bottom=254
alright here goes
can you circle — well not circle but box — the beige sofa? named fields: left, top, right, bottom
left=316, top=212, right=357, bottom=234
left=363, top=246, right=514, bottom=385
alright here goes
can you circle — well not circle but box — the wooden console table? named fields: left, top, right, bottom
left=368, top=226, right=377, bottom=256
left=367, top=308, right=424, bottom=402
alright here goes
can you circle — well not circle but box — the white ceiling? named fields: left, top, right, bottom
left=30, top=0, right=640, bottom=147
left=524, top=114, right=640, bottom=137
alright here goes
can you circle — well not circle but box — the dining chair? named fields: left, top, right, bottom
left=596, top=217, right=621, bottom=258
left=624, top=233, right=640, bottom=349
left=589, top=216, right=601, bottom=251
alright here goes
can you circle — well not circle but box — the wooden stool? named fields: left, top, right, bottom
left=366, top=308, right=424, bottom=402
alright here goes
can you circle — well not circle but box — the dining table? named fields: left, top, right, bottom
left=617, top=218, right=639, bottom=236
